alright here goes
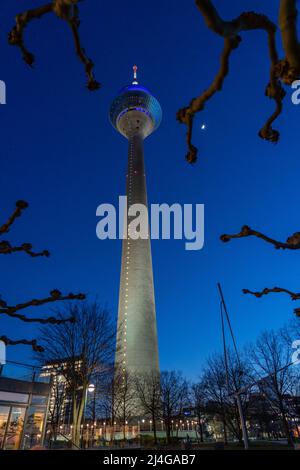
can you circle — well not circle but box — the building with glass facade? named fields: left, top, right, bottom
left=0, top=362, right=51, bottom=450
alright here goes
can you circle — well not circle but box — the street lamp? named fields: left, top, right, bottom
left=83, top=383, right=96, bottom=426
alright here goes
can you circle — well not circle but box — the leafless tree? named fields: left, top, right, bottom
left=201, top=355, right=228, bottom=443
left=201, top=350, right=252, bottom=444
left=160, top=371, right=189, bottom=444
left=190, top=381, right=207, bottom=442
left=99, top=371, right=116, bottom=431
left=8, top=0, right=99, bottom=90
left=0, top=200, right=84, bottom=351
left=177, top=0, right=300, bottom=163
left=39, top=301, right=115, bottom=448
left=134, top=372, right=161, bottom=444
left=249, top=329, right=298, bottom=445
left=113, top=368, right=136, bottom=440
left=85, top=366, right=114, bottom=424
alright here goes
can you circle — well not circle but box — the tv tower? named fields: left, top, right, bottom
left=110, top=66, right=162, bottom=377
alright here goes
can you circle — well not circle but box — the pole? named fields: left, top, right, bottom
left=236, top=392, right=249, bottom=450
left=83, top=387, right=88, bottom=423
left=217, top=282, right=249, bottom=450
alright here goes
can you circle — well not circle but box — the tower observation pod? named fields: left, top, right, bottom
left=109, top=66, right=162, bottom=378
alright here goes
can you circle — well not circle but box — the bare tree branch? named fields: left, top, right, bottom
left=0, top=201, right=50, bottom=257
left=222, top=226, right=300, bottom=315
left=220, top=225, right=300, bottom=250
left=177, top=35, right=240, bottom=164
left=276, top=0, right=300, bottom=84
left=8, top=0, right=100, bottom=90
left=0, top=309, right=76, bottom=325
left=243, top=287, right=300, bottom=300
left=178, top=0, right=300, bottom=163
left=8, top=4, right=52, bottom=66
left=0, top=336, right=44, bottom=352
left=0, top=290, right=85, bottom=325
left=0, top=240, right=49, bottom=257
left=0, top=200, right=28, bottom=235
left=68, top=5, right=100, bottom=91
left=294, top=307, right=300, bottom=317
left=1, top=200, right=86, bottom=349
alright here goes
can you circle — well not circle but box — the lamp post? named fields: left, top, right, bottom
left=83, top=383, right=95, bottom=422
left=103, top=421, right=106, bottom=441
left=82, top=383, right=95, bottom=448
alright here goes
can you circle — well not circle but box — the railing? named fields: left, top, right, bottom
left=47, top=428, right=82, bottom=450
left=0, top=360, right=51, bottom=383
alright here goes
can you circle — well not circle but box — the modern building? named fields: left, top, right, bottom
left=109, top=66, right=162, bottom=377
left=41, top=357, right=83, bottom=428
left=0, top=361, right=51, bottom=450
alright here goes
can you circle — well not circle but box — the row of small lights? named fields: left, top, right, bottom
left=121, top=135, right=142, bottom=375
left=58, top=419, right=199, bottom=430
left=121, top=138, right=135, bottom=374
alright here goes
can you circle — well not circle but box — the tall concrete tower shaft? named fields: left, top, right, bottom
left=110, top=68, right=162, bottom=376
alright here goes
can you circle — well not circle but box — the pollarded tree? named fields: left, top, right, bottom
left=198, top=4, right=300, bottom=317
left=9, top=1, right=300, bottom=159
left=220, top=225, right=300, bottom=317
left=0, top=200, right=84, bottom=352
left=177, top=0, right=300, bottom=163
left=8, top=0, right=99, bottom=90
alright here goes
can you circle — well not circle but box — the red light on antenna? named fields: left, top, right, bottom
left=133, top=65, right=138, bottom=82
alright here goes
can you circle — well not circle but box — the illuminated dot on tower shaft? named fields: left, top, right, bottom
left=109, top=66, right=162, bottom=376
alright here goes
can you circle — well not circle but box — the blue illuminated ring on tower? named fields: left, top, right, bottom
left=109, top=84, right=162, bottom=132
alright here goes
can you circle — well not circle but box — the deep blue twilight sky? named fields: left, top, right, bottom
left=1, top=1, right=300, bottom=379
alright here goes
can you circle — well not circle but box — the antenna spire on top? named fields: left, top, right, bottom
left=132, top=64, right=138, bottom=85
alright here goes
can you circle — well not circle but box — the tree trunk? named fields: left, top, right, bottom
left=152, top=413, right=157, bottom=445
left=198, top=418, right=204, bottom=443
left=165, top=418, right=171, bottom=444
left=222, top=413, right=228, bottom=445
left=278, top=395, right=293, bottom=446
left=281, top=410, right=293, bottom=445
left=72, top=397, right=79, bottom=448
left=71, top=390, right=85, bottom=449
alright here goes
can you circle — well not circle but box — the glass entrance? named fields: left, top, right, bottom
left=5, top=407, right=26, bottom=449
left=22, top=405, right=46, bottom=449
left=0, top=405, right=26, bottom=450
